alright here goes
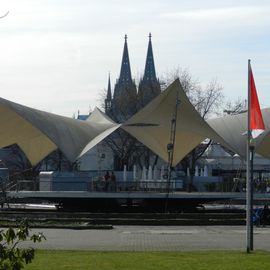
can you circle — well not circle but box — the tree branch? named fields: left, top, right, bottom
left=0, top=11, right=9, bottom=19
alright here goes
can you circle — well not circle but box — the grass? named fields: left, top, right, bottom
left=24, top=250, right=270, bottom=270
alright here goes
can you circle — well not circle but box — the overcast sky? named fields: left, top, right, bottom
left=0, top=0, right=270, bottom=117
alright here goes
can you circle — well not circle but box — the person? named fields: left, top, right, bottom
left=110, top=171, right=116, bottom=192
left=261, top=204, right=270, bottom=227
left=104, top=171, right=110, bottom=191
left=253, top=207, right=263, bottom=227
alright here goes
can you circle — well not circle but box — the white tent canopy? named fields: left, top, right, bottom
left=207, top=108, right=270, bottom=159
left=122, top=79, right=234, bottom=166
left=2, top=80, right=270, bottom=168
left=0, top=99, right=119, bottom=165
left=78, top=107, right=121, bottom=158
left=203, top=143, right=232, bottom=158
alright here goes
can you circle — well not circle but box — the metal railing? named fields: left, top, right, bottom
left=5, top=178, right=270, bottom=194
left=9, top=179, right=185, bottom=193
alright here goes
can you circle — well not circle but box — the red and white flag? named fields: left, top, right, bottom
left=249, top=62, right=265, bottom=138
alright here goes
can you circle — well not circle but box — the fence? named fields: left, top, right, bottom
left=4, top=173, right=270, bottom=194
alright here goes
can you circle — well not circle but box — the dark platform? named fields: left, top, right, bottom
left=6, top=191, right=270, bottom=212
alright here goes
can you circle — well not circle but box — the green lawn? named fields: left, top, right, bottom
left=24, top=250, right=270, bottom=270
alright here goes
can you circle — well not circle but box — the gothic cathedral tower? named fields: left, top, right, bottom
left=138, top=33, right=161, bottom=108
left=105, top=34, right=160, bottom=121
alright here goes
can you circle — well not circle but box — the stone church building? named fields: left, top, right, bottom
left=105, top=33, right=161, bottom=122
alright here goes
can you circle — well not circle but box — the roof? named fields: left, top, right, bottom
left=1, top=79, right=270, bottom=168
left=207, top=108, right=270, bottom=160
left=203, top=143, right=232, bottom=158
left=0, top=100, right=119, bottom=165
left=122, top=79, right=233, bottom=166
left=77, top=115, right=89, bottom=121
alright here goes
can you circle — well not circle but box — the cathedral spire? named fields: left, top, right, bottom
left=112, top=35, right=137, bottom=122
left=143, top=33, right=157, bottom=83
left=106, top=73, right=112, bottom=100
left=105, top=73, right=112, bottom=113
left=119, top=34, right=132, bottom=83
left=138, top=33, right=161, bottom=108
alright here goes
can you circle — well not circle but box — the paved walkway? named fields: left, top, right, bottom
left=23, top=226, right=270, bottom=251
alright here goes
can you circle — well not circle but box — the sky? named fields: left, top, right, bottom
left=0, top=0, right=270, bottom=117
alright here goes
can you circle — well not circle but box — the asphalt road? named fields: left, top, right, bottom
left=21, top=225, right=270, bottom=251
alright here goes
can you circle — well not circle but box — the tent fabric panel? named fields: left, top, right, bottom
left=207, top=113, right=247, bottom=157
left=123, top=126, right=205, bottom=166
left=256, top=135, right=270, bottom=159
left=0, top=98, right=120, bottom=163
left=1, top=98, right=99, bottom=161
left=122, top=126, right=169, bottom=162
left=87, top=107, right=117, bottom=126
left=207, top=107, right=270, bottom=159
left=0, top=105, right=57, bottom=165
left=253, top=108, right=270, bottom=158
left=123, top=79, right=236, bottom=166
left=19, top=136, right=57, bottom=165
left=173, top=132, right=205, bottom=166
left=78, top=124, right=121, bottom=158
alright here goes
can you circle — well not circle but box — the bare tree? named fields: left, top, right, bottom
left=0, top=11, right=9, bottom=19
left=97, top=87, right=107, bottom=111
left=223, top=97, right=247, bottom=115
left=161, top=68, right=224, bottom=118
left=41, top=149, right=80, bottom=172
left=161, top=68, right=225, bottom=191
left=193, top=79, right=223, bottom=119
left=161, top=68, right=199, bottom=93
left=104, top=129, right=146, bottom=170
left=104, top=85, right=154, bottom=170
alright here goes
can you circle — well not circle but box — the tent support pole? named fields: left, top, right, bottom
left=164, top=89, right=180, bottom=213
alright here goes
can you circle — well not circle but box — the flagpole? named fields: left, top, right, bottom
left=246, top=59, right=251, bottom=253
left=250, top=144, right=254, bottom=250
left=246, top=59, right=266, bottom=252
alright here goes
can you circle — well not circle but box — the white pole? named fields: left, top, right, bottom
left=204, top=165, right=208, bottom=177
left=123, top=165, right=127, bottom=182
left=200, top=168, right=204, bottom=176
left=160, top=166, right=164, bottom=180
left=187, top=167, right=190, bottom=177
left=153, top=166, right=158, bottom=180
left=133, top=165, right=137, bottom=181
left=148, top=165, right=152, bottom=180
left=142, top=166, right=146, bottom=180
left=195, top=165, right=199, bottom=176
left=246, top=59, right=251, bottom=253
